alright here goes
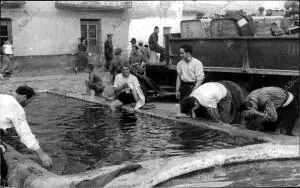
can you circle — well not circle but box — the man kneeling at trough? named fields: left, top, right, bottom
left=176, top=82, right=235, bottom=124
left=85, top=64, right=105, bottom=96
left=241, top=86, right=297, bottom=136
left=110, top=63, right=145, bottom=111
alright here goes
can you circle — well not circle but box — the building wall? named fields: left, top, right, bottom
left=182, top=12, right=197, bottom=20
left=1, top=1, right=130, bottom=57
left=127, top=1, right=183, bottom=54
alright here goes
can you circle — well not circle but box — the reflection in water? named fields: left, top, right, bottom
left=157, top=160, right=300, bottom=187
left=3, top=94, right=263, bottom=175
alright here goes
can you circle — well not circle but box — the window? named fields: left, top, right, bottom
left=0, top=19, right=12, bottom=47
left=80, top=20, right=101, bottom=54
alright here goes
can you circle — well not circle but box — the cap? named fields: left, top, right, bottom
left=107, top=33, right=113, bottom=37
left=138, top=40, right=143, bottom=45
left=130, top=38, right=137, bottom=43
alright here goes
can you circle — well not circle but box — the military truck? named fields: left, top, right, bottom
left=146, top=14, right=299, bottom=123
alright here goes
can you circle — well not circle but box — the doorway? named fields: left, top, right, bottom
left=80, top=19, right=101, bottom=65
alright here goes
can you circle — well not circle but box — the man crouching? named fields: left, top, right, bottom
left=85, top=64, right=104, bottom=96
left=110, top=63, right=145, bottom=111
left=176, top=82, right=234, bottom=124
left=241, top=86, right=296, bottom=136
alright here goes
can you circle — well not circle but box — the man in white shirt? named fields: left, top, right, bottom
left=1, top=40, right=14, bottom=79
left=176, top=82, right=234, bottom=124
left=0, top=86, right=52, bottom=186
left=176, top=44, right=205, bottom=100
left=110, top=63, right=145, bottom=111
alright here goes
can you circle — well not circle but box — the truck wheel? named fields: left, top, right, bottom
left=218, top=80, right=249, bottom=124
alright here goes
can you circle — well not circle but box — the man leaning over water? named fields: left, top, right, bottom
left=0, top=86, right=52, bottom=186
left=241, top=86, right=296, bottom=136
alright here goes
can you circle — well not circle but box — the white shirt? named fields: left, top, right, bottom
left=2, top=44, right=13, bottom=55
left=0, top=94, right=40, bottom=151
left=113, top=73, right=140, bottom=93
left=190, top=82, right=227, bottom=109
left=177, top=57, right=204, bottom=83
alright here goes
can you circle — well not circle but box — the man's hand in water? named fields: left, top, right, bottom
left=36, top=148, right=53, bottom=167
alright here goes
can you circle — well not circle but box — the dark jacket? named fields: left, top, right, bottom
left=104, top=39, right=113, bottom=60
left=148, top=32, right=158, bottom=50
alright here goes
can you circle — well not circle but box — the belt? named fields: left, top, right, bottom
left=181, top=81, right=196, bottom=86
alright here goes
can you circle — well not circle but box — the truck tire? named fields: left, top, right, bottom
left=218, top=80, right=249, bottom=124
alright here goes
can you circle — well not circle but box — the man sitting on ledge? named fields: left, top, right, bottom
left=110, top=63, right=145, bottom=111
left=148, top=26, right=168, bottom=64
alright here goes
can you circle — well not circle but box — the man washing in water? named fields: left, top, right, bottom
left=241, top=86, right=297, bottom=136
left=0, top=86, right=52, bottom=186
left=176, top=82, right=234, bottom=124
left=110, top=63, right=145, bottom=111
left=85, top=64, right=104, bottom=96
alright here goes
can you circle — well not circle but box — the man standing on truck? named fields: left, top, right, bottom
left=241, top=86, right=297, bottom=136
left=148, top=26, right=168, bottom=64
left=176, top=44, right=205, bottom=100
left=256, top=7, right=265, bottom=16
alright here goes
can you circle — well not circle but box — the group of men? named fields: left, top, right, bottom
left=93, top=24, right=299, bottom=136
left=87, top=26, right=169, bottom=111
left=173, top=43, right=297, bottom=136
left=104, top=26, right=168, bottom=76
left=1, top=27, right=298, bottom=188
left=94, top=33, right=299, bottom=137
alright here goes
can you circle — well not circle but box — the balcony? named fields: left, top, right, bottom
left=1, top=1, right=26, bottom=8
left=55, top=1, right=132, bottom=10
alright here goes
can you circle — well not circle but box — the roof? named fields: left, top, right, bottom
left=55, top=1, right=132, bottom=10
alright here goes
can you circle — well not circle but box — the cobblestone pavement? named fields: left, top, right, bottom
left=1, top=69, right=299, bottom=144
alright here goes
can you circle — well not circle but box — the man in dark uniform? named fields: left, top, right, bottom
left=104, top=33, right=113, bottom=70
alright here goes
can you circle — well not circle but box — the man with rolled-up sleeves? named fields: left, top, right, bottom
left=0, top=86, right=52, bottom=186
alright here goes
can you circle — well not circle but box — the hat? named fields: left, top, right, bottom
left=138, top=40, right=143, bottom=45
left=130, top=38, right=137, bottom=43
left=107, top=33, right=113, bottom=37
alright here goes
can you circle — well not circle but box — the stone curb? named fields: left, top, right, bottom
left=4, top=89, right=300, bottom=188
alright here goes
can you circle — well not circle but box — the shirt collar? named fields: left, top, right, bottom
left=185, top=57, right=192, bottom=63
